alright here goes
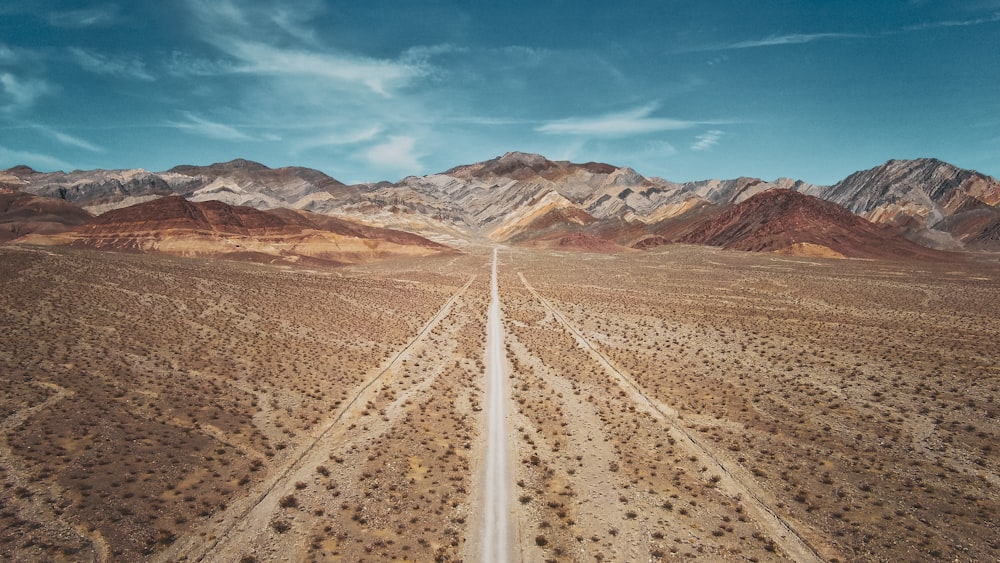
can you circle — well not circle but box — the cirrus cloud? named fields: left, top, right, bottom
left=538, top=104, right=702, bottom=137
left=691, top=130, right=724, bottom=151
left=168, top=112, right=254, bottom=141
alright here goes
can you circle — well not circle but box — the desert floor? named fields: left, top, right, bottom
left=1, top=244, right=998, bottom=562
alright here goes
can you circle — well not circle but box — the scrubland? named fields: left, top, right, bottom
left=0, top=246, right=480, bottom=561
left=505, top=245, right=999, bottom=562
left=1, top=243, right=997, bottom=562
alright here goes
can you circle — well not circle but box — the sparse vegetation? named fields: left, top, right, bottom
left=1, top=244, right=997, bottom=562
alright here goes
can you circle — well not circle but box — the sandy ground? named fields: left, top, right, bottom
left=2, top=244, right=998, bottom=561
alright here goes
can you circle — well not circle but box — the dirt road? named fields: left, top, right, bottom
left=481, top=248, right=514, bottom=562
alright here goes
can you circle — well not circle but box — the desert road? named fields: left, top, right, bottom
left=481, top=248, right=512, bottom=562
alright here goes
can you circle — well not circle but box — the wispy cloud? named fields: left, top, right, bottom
left=0, top=144, right=74, bottom=171
left=680, top=32, right=863, bottom=53
left=221, top=40, right=425, bottom=97
left=729, top=33, right=862, bottom=49
left=905, top=11, right=1000, bottom=31
left=47, top=5, right=120, bottom=28
left=538, top=104, right=709, bottom=137
left=680, top=13, right=1000, bottom=54
left=0, top=44, right=20, bottom=65
left=168, top=112, right=253, bottom=141
left=42, top=127, right=104, bottom=153
left=184, top=0, right=429, bottom=96
left=164, top=51, right=234, bottom=77
left=69, top=48, right=154, bottom=81
left=0, top=72, right=51, bottom=112
left=295, top=126, right=382, bottom=153
left=691, top=130, right=724, bottom=151
left=360, top=135, right=423, bottom=173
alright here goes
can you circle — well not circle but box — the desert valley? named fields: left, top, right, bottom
left=1, top=153, right=999, bottom=562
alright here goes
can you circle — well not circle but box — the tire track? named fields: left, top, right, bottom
left=158, top=274, right=476, bottom=563
left=518, top=272, right=825, bottom=563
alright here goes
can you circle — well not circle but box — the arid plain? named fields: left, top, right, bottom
left=2, top=243, right=998, bottom=562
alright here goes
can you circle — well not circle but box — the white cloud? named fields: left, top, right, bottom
left=69, top=48, right=154, bottom=81
left=169, top=112, right=254, bottom=141
left=50, top=130, right=104, bottom=153
left=0, top=44, right=19, bottom=65
left=905, top=12, right=1000, bottom=31
left=691, top=130, right=723, bottom=151
left=184, top=0, right=427, bottom=96
left=728, top=33, right=860, bottom=49
left=538, top=104, right=700, bottom=137
left=676, top=32, right=863, bottom=53
left=47, top=5, right=120, bottom=28
left=361, top=135, right=423, bottom=172
left=0, top=72, right=51, bottom=111
left=222, top=39, right=424, bottom=97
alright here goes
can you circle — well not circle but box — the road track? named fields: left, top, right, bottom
left=157, top=274, right=476, bottom=563
left=518, top=271, right=825, bottom=563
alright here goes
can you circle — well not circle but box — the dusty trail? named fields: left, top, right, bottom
left=158, top=275, right=476, bottom=563
left=481, top=248, right=515, bottom=562
left=518, top=271, right=825, bottom=563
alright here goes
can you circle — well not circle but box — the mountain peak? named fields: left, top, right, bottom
left=217, top=158, right=270, bottom=171
left=498, top=151, right=549, bottom=165
left=166, top=158, right=270, bottom=176
left=5, top=165, right=38, bottom=175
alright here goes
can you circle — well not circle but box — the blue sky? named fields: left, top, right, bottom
left=1, top=1, right=998, bottom=185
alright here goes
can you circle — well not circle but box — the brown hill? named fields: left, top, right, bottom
left=0, top=191, right=93, bottom=242
left=674, top=189, right=941, bottom=259
left=65, top=196, right=451, bottom=265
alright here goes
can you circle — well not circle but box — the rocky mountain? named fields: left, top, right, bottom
left=801, top=158, right=1000, bottom=249
left=0, top=165, right=185, bottom=213
left=167, top=159, right=359, bottom=210
left=4, top=152, right=999, bottom=258
left=0, top=159, right=357, bottom=215
left=667, top=189, right=940, bottom=259
left=68, top=196, right=451, bottom=265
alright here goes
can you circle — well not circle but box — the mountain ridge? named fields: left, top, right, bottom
left=4, top=153, right=999, bottom=257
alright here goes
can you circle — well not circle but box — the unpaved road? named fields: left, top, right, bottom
left=481, top=248, right=514, bottom=562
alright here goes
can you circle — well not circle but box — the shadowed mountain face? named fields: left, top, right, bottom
left=4, top=153, right=1000, bottom=258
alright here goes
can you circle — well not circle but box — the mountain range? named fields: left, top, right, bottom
left=3, top=152, right=999, bottom=261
